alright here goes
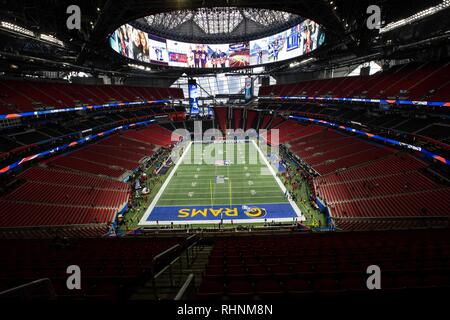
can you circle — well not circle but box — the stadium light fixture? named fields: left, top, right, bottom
left=40, top=34, right=64, bottom=47
left=128, top=63, right=152, bottom=71
left=1, top=21, right=67, bottom=48
left=380, top=0, right=450, bottom=33
left=0, top=21, right=35, bottom=37
left=290, top=58, right=316, bottom=68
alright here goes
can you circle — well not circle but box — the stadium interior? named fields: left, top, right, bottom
left=0, top=0, right=449, bottom=304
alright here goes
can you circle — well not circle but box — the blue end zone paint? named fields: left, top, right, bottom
left=146, top=203, right=298, bottom=222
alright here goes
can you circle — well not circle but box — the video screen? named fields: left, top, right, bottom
left=148, top=36, right=169, bottom=65
left=188, top=80, right=199, bottom=115
left=110, top=20, right=324, bottom=68
left=229, top=42, right=250, bottom=67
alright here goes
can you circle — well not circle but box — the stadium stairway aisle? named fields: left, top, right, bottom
left=131, top=243, right=213, bottom=300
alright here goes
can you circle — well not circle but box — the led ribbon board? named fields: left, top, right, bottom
left=0, top=119, right=156, bottom=175
left=289, top=115, right=450, bottom=166
left=0, top=100, right=171, bottom=120
left=259, top=96, right=450, bottom=108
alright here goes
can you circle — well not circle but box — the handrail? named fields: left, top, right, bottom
left=0, top=278, right=56, bottom=300
left=148, top=235, right=202, bottom=299
left=186, top=234, right=197, bottom=242
left=174, top=274, right=195, bottom=301
left=152, top=244, right=181, bottom=263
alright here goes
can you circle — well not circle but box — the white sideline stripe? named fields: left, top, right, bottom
left=139, top=141, right=193, bottom=226
left=251, top=140, right=304, bottom=221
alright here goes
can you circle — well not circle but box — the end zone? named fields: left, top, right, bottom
left=142, top=203, right=300, bottom=225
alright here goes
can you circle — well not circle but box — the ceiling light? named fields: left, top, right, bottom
left=0, top=21, right=35, bottom=37
left=381, top=0, right=450, bottom=33
left=40, top=34, right=64, bottom=47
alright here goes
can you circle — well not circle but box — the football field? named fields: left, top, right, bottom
left=139, top=140, right=303, bottom=225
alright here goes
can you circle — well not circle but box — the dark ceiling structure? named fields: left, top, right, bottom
left=0, top=0, right=448, bottom=80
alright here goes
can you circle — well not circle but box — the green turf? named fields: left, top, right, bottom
left=121, top=142, right=328, bottom=231
left=155, top=141, right=289, bottom=207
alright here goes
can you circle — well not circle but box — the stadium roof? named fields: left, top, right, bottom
left=131, top=7, right=304, bottom=43
left=0, top=0, right=448, bottom=76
